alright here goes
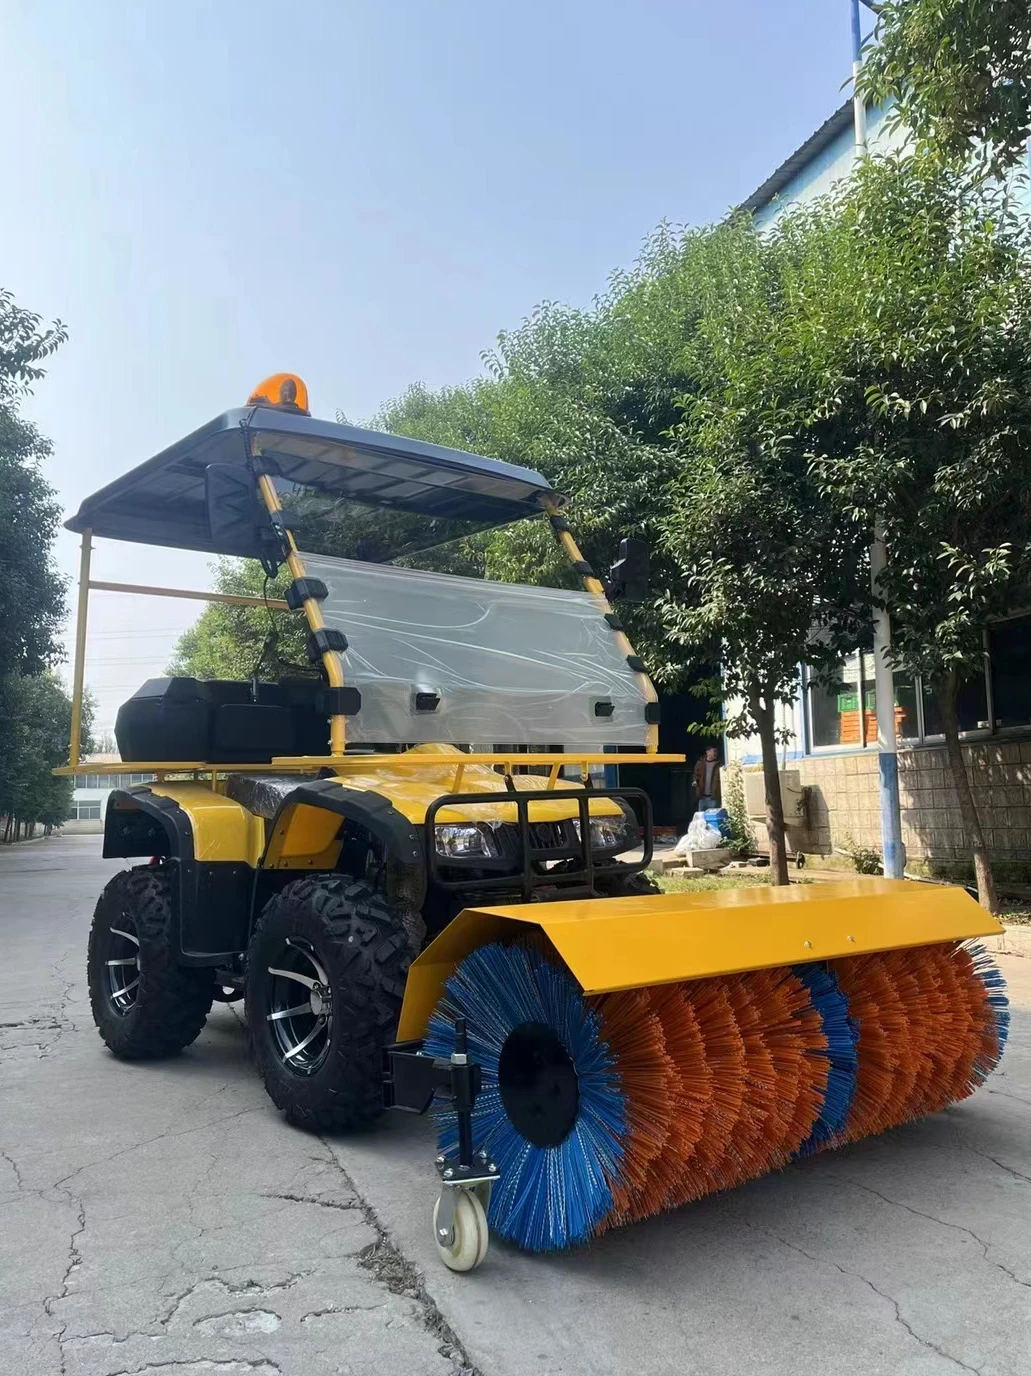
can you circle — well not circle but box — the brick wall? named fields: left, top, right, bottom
left=785, top=737, right=1031, bottom=864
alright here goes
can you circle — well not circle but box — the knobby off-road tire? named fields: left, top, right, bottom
left=87, top=866, right=215, bottom=1059
left=246, top=875, right=410, bottom=1133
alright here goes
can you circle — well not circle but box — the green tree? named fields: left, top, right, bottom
left=658, top=216, right=871, bottom=885
left=0, top=287, right=70, bottom=833
left=168, top=559, right=307, bottom=680
left=859, top=0, right=1031, bottom=177
left=0, top=290, right=68, bottom=679
left=802, top=151, right=1031, bottom=911
left=0, top=673, right=91, bottom=839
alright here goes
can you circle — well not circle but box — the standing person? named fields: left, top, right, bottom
left=692, top=745, right=722, bottom=811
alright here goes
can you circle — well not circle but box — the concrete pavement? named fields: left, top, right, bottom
left=1, top=835, right=1029, bottom=1376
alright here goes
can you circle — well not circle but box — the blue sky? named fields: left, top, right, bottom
left=2, top=0, right=855, bottom=731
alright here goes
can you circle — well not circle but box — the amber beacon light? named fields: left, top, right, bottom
left=247, top=372, right=311, bottom=415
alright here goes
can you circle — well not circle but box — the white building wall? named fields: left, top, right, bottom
left=68, top=766, right=155, bottom=834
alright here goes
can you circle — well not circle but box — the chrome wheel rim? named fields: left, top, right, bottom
left=106, top=923, right=140, bottom=1015
left=265, top=938, right=333, bottom=1076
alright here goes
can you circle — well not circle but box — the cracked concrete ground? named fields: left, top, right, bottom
left=2, top=836, right=1029, bottom=1376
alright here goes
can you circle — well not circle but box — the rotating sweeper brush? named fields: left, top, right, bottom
left=389, top=879, right=1008, bottom=1267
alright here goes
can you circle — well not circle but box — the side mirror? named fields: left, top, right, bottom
left=205, top=464, right=274, bottom=561
left=605, top=538, right=649, bottom=601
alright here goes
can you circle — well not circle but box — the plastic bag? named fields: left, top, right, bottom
left=675, top=814, right=725, bottom=855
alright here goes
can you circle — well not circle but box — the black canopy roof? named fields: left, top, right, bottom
left=65, top=406, right=556, bottom=556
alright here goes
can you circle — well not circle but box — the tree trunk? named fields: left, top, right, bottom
left=751, top=693, right=790, bottom=886
left=940, top=671, right=998, bottom=913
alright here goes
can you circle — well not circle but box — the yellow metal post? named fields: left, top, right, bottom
left=68, top=529, right=93, bottom=768
left=254, top=463, right=348, bottom=755
left=543, top=499, right=660, bottom=753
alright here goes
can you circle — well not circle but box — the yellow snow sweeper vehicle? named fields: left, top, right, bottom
left=60, top=374, right=1008, bottom=1271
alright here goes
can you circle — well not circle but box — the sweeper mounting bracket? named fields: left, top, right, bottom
left=383, top=1018, right=499, bottom=1270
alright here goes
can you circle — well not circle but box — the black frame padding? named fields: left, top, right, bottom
left=307, top=627, right=348, bottom=661
left=285, top=577, right=328, bottom=611
left=319, top=686, right=362, bottom=717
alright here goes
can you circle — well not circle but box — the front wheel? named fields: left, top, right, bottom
left=245, top=875, right=410, bottom=1132
left=87, top=866, right=214, bottom=1059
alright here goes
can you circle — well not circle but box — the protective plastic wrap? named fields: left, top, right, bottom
left=300, top=552, right=649, bottom=747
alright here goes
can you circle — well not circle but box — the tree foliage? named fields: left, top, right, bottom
left=0, top=673, right=92, bottom=838
left=803, top=151, right=1031, bottom=908
left=657, top=215, right=872, bottom=882
left=168, top=560, right=307, bottom=681
left=0, top=288, right=73, bottom=838
left=859, top=0, right=1031, bottom=177
left=0, top=291, right=68, bottom=680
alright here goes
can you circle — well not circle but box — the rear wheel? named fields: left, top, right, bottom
left=87, top=866, right=214, bottom=1059
left=246, top=875, right=410, bottom=1132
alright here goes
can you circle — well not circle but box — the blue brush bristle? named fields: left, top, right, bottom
left=792, top=963, right=858, bottom=1154
left=425, top=943, right=627, bottom=1253
left=964, top=943, right=1010, bottom=1080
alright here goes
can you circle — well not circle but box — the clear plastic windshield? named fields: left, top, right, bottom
left=300, top=552, right=649, bottom=747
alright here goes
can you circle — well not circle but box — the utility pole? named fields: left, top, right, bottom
left=851, top=0, right=905, bottom=879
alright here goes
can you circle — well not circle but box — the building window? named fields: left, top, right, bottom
left=807, top=653, right=878, bottom=749
left=803, top=616, right=1031, bottom=750
left=74, top=802, right=101, bottom=821
left=990, top=616, right=1031, bottom=730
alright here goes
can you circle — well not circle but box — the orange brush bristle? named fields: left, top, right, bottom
left=620, top=984, right=713, bottom=1222
left=667, top=978, right=748, bottom=1205
left=716, top=976, right=781, bottom=1187
left=916, top=946, right=977, bottom=1115
left=592, top=988, right=676, bottom=1222
left=738, top=967, right=831, bottom=1163
left=833, top=951, right=920, bottom=1138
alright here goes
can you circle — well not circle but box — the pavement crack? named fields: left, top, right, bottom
left=319, top=1134, right=483, bottom=1376
left=51, top=1107, right=266, bottom=1194
left=844, top=1179, right=1030, bottom=1291
left=740, top=1220, right=982, bottom=1374
left=986, top=1088, right=1031, bottom=1111
left=299, top=1303, right=385, bottom=1322
left=0, top=1018, right=65, bottom=1031
left=962, top=1143, right=1031, bottom=1186
left=42, top=1193, right=88, bottom=1376
left=105, top=1363, right=281, bottom=1376
left=258, top=1191, right=359, bottom=1212
left=0, top=1146, right=26, bottom=1191
left=160, top=1271, right=311, bottom=1328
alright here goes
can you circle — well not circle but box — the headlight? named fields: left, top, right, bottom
left=588, top=815, right=634, bottom=851
left=434, top=823, right=501, bottom=859
left=573, top=808, right=638, bottom=852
